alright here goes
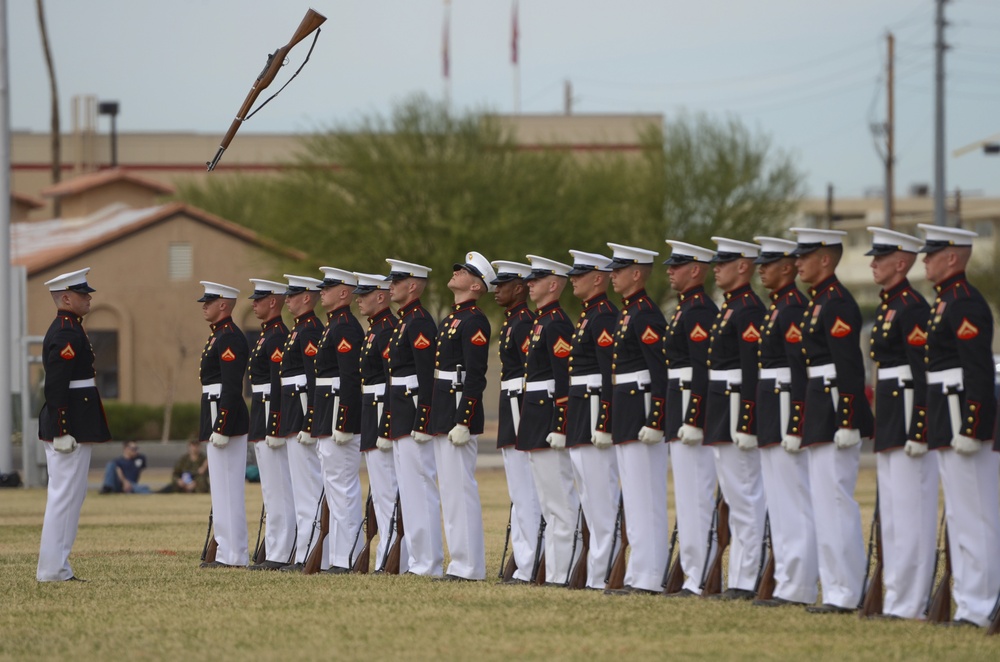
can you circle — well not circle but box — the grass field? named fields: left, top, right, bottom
left=2, top=464, right=997, bottom=661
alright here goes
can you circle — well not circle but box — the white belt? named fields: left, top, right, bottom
left=708, top=368, right=742, bottom=385
left=69, top=378, right=96, bottom=389
left=525, top=379, right=556, bottom=394
left=570, top=373, right=603, bottom=388
left=501, top=377, right=523, bottom=394
left=806, top=363, right=837, bottom=380
left=760, top=367, right=791, bottom=383
left=877, top=365, right=913, bottom=383
left=281, top=374, right=307, bottom=387
left=363, top=383, right=386, bottom=396
left=201, top=383, right=222, bottom=397
left=613, top=369, right=651, bottom=387
left=667, top=367, right=692, bottom=381
left=434, top=369, right=461, bottom=383
left=251, top=383, right=271, bottom=395
left=390, top=374, right=420, bottom=390
left=927, top=368, right=964, bottom=389
left=316, top=377, right=341, bottom=389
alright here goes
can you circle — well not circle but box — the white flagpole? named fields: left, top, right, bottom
left=0, top=0, right=12, bottom=475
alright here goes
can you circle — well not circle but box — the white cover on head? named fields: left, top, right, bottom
left=664, top=240, right=716, bottom=263
left=353, top=272, right=390, bottom=291
left=45, top=267, right=93, bottom=292
left=319, top=267, right=359, bottom=287
left=283, top=274, right=323, bottom=292
left=385, top=259, right=432, bottom=279
left=199, top=280, right=240, bottom=299
left=788, top=227, right=847, bottom=246
left=606, top=242, right=659, bottom=267
left=490, top=260, right=533, bottom=280
left=568, top=249, right=613, bottom=272
left=916, top=223, right=977, bottom=247
left=525, top=254, right=571, bottom=278
left=457, top=251, right=498, bottom=293
left=711, top=237, right=760, bottom=258
left=866, top=227, right=924, bottom=253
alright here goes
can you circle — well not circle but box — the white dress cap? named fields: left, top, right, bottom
left=664, top=240, right=715, bottom=265
left=524, top=254, right=571, bottom=280
left=753, top=236, right=798, bottom=264
left=352, top=272, right=390, bottom=294
left=198, top=280, right=240, bottom=302
left=248, top=279, right=287, bottom=300
left=567, top=250, right=613, bottom=275
left=788, top=227, right=847, bottom=255
left=319, top=267, right=359, bottom=288
left=916, top=223, right=978, bottom=253
left=282, top=274, right=323, bottom=294
left=865, top=227, right=924, bottom=256
left=385, top=259, right=432, bottom=281
left=710, top=237, right=760, bottom=263
left=454, top=251, right=498, bottom=293
left=606, top=243, right=659, bottom=268
left=490, top=260, right=533, bottom=284
left=45, top=267, right=95, bottom=293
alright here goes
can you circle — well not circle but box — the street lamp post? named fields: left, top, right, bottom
left=98, top=100, right=119, bottom=167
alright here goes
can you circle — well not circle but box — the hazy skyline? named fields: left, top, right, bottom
left=9, top=0, right=1000, bottom=199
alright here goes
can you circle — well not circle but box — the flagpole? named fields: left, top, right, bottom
left=512, top=0, right=520, bottom=114
left=443, top=0, right=451, bottom=111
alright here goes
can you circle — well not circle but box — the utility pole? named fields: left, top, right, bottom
left=563, top=80, right=573, bottom=115
left=933, top=0, right=948, bottom=226
left=872, top=33, right=896, bottom=229
left=826, top=184, right=834, bottom=229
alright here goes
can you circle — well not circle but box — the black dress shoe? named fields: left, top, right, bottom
left=805, top=603, right=855, bottom=614
left=248, top=560, right=285, bottom=571
left=664, top=588, right=697, bottom=599
left=199, top=561, right=242, bottom=569
left=604, top=586, right=633, bottom=596
left=716, top=588, right=756, bottom=601
left=937, top=618, right=980, bottom=628
left=434, top=573, right=477, bottom=582
left=754, top=597, right=806, bottom=607
left=278, top=562, right=305, bottom=572
left=869, top=613, right=903, bottom=621
left=500, top=577, right=530, bottom=585
left=66, top=576, right=88, bottom=582
left=321, top=566, right=351, bottom=575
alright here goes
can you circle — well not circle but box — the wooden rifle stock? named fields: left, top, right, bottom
left=530, top=516, right=547, bottom=585
left=383, top=495, right=405, bottom=575
left=207, top=8, right=326, bottom=171
left=606, top=498, right=629, bottom=590
left=351, top=493, right=378, bottom=574
left=663, top=522, right=685, bottom=595
left=754, top=515, right=775, bottom=601
left=533, top=553, right=546, bottom=585
left=502, top=552, right=518, bottom=582
left=303, top=498, right=330, bottom=574
left=702, top=495, right=730, bottom=596
left=252, top=504, right=267, bottom=565
left=567, top=515, right=590, bottom=589
left=498, top=503, right=513, bottom=580
left=987, top=589, right=1000, bottom=636
left=926, top=527, right=952, bottom=623
left=859, top=504, right=884, bottom=617
left=200, top=508, right=217, bottom=563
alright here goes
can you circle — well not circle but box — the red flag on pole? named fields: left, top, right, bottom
left=443, top=4, right=451, bottom=79
left=511, top=0, right=519, bottom=65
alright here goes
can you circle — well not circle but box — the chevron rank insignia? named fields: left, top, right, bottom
left=270, top=348, right=283, bottom=363
left=471, top=330, right=488, bottom=346
left=221, top=348, right=237, bottom=362
left=689, top=324, right=708, bottom=342
left=830, top=317, right=852, bottom=338
left=597, top=329, right=614, bottom=347
left=641, top=326, right=660, bottom=344
left=906, top=326, right=927, bottom=346
left=785, top=323, right=802, bottom=343
left=741, top=324, right=761, bottom=342
left=304, top=341, right=319, bottom=356
left=553, top=337, right=572, bottom=357
left=60, top=343, right=76, bottom=360
left=957, top=318, right=979, bottom=340
left=337, top=339, right=353, bottom=353
left=413, top=333, right=431, bottom=350
left=521, top=337, right=530, bottom=354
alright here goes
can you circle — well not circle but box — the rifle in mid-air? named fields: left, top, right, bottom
left=206, top=8, right=327, bottom=171
left=859, top=496, right=884, bottom=617
left=605, top=494, right=629, bottom=590
left=350, top=490, right=378, bottom=573
left=700, top=490, right=730, bottom=596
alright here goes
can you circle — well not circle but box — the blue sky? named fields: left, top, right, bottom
left=10, top=0, right=1000, bottom=198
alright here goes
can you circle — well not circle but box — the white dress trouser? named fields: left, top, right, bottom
left=502, top=447, right=543, bottom=582
left=669, top=442, right=718, bottom=594
left=317, top=435, right=363, bottom=569
left=393, top=435, right=443, bottom=576
left=206, top=435, right=249, bottom=566
left=877, top=448, right=939, bottom=619
left=712, top=443, right=766, bottom=591
left=253, top=440, right=296, bottom=564
left=616, top=441, right=669, bottom=592
left=433, top=434, right=486, bottom=580
left=569, top=444, right=621, bottom=589
left=364, top=448, right=409, bottom=573
left=285, top=434, right=324, bottom=565
left=759, top=445, right=818, bottom=603
left=529, top=448, right=581, bottom=585
left=938, top=445, right=1000, bottom=626
left=37, top=443, right=92, bottom=582
left=808, top=442, right=865, bottom=608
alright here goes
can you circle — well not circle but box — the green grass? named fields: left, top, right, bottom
left=1, top=466, right=996, bottom=661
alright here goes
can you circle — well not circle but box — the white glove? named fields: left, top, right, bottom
left=265, top=435, right=286, bottom=449
left=209, top=432, right=230, bottom=448
left=412, top=430, right=433, bottom=444
left=448, top=424, right=471, bottom=447
left=296, top=431, right=317, bottom=446
left=332, top=430, right=355, bottom=445
left=951, top=434, right=982, bottom=456
left=903, top=440, right=928, bottom=457
left=376, top=436, right=394, bottom=451
left=592, top=430, right=614, bottom=449
left=833, top=428, right=861, bottom=449
left=546, top=432, right=567, bottom=449
left=52, top=434, right=77, bottom=454
left=781, top=434, right=803, bottom=453
left=677, top=424, right=703, bottom=446
left=733, top=432, right=758, bottom=450
left=638, top=426, right=664, bottom=445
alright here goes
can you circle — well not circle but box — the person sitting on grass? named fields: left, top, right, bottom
left=159, top=440, right=210, bottom=493
left=100, top=441, right=150, bottom=494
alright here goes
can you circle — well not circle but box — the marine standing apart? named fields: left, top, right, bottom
left=196, top=281, right=250, bottom=569
left=787, top=228, right=873, bottom=614
left=604, top=244, right=669, bottom=596
left=490, top=261, right=543, bottom=584
left=918, top=223, right=1000, bottom=628
left=36, top=268, right=113, bottom=582
left=865, top=227, right=938, bottom=620
left=246, top=279, right=296, bottom=571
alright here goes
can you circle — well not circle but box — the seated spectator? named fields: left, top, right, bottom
left=100, top=441, right=150, bottom=494
left=160, top=441, right=210, bottom=494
